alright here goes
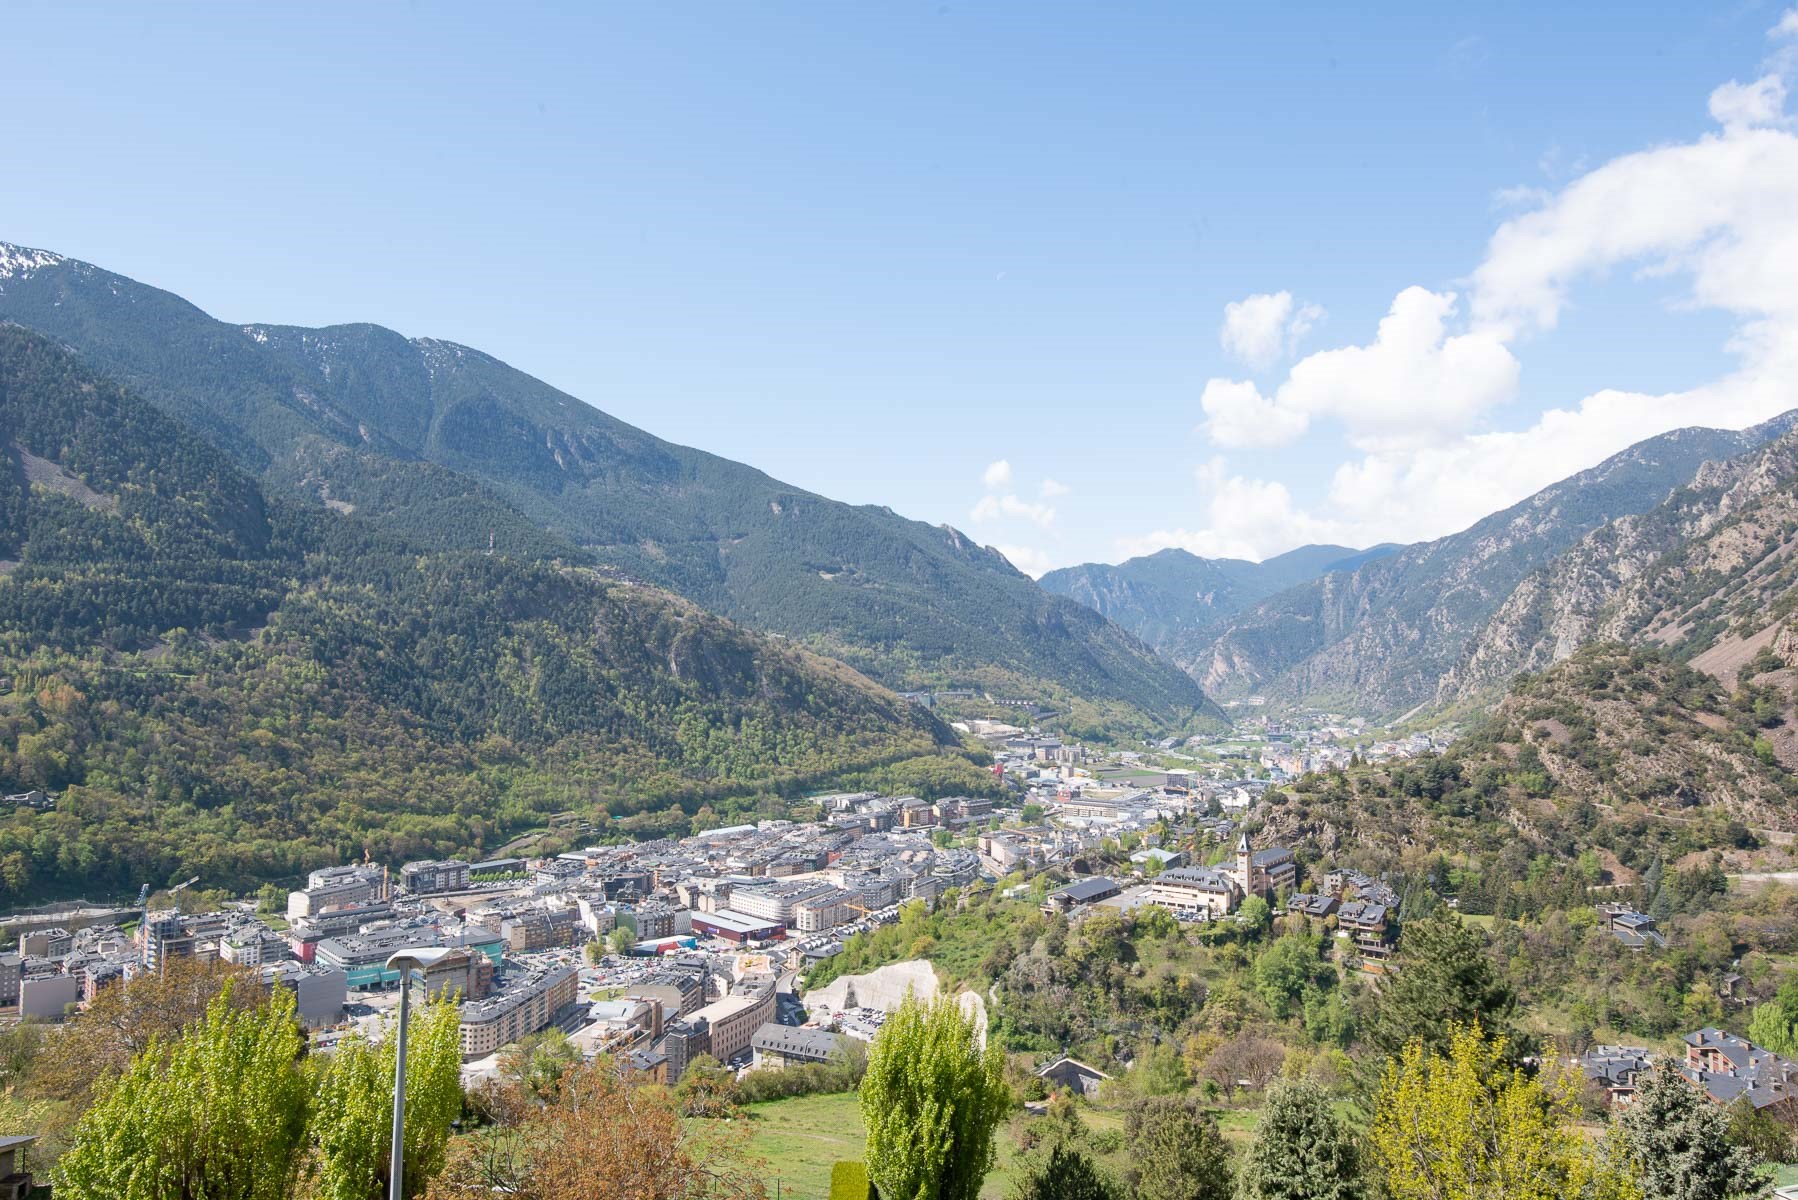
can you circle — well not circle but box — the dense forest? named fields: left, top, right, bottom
left=0, top=326, right=990, bottom=903
left=0, top=247, right=1221, bottom=735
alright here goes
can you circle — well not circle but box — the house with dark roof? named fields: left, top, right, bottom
left=1597, top=903, right=1667, bottom=950
left=750, top=1022, right=846, bottom=1069
left=1043, top=877, right=1120, bottom=914
left=1682, top=1028, right=1798, bottom=1118
left=1285, top=893, right=1338, bottom=920
left=1036, top=1055, right=1111, bottom=1098
left=1337, top=899, right=1394, bottom=961
left=1579, top=1045, right=1654, bottom=1107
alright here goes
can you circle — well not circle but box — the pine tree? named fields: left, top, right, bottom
left=1616, top=1068, right=1764, bottom=1200
left=1238, top=1077, right=1365, bottom=1200
left=861, top=993, right=1009, bottom=1200
left=1009, top=1143, right=1116, bottom=1200
left=1123, top=1093, right=1233, bottom=1200
left=1366, top=913, right=1515, bottom=1060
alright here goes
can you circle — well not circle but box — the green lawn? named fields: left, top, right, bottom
left=730, top=1091, right=1273, bottom=1199
left=734, top=1092, right=1032, bottom=1200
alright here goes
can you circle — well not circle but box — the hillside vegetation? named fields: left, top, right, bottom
left=0, top=244, right=1215, bottom=734
left=1179, top=417, right=1796, bottom=716
left=0, top=326, right=978, bottom=904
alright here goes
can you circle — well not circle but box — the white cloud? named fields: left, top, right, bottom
left=1219, top=290, right=1323, bottom=369
left=981, top=459, right=1013, bottom=489
left=1201, top=288, right=1519, bottom=452
left=995, top=543, right=1055, bottom=578
left=1039, top=477, right=1070, bottom=498
left=1199, top=378, right=1311, bottom=448
left=1708, top=74, right=1788, bottom=132
left=970, top=492, right=1056, bottom=529
left=1776, top=8, right=1798, bottom=38
left=1163, top=44, right=1798, bottom=564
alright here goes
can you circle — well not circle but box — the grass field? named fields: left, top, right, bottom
left=734, top=1092, right=1027, bottom=1199
left=729, top=1090, right=1277, bottom=1199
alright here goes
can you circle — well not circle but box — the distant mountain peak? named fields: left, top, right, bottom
left=0, top=242, right=64, bottom=282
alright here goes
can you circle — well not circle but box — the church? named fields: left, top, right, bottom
left=1228, top=832, right=1297, bottom=899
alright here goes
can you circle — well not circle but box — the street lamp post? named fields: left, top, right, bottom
left=385, top=948, right=457, bottom=1200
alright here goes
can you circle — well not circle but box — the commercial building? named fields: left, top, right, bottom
left=18, top=973, right=79, bottom=1021
left=688, top=984, right=776, bottom=1066
left=401, top=860, right=471, bottom=895
left=315, top=923, right=504, bottom=990
left=458, top=965, right=581, bottom=1058
left=750, top=1023, right=845, bottom=1069
left=288, top=865, right=387, bottom=919
left=690, top=910, right=785, bottom=944
left=259, top=962, right=349, bottom=1028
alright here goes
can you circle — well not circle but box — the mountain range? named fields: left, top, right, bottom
left=1039, top=543, right=1397, bottom=653
left=0, top=242, right=1214, bottom=737
left=1048, top=416, right=1798, bottom=721
left=0, top=324, right=990, bottom=903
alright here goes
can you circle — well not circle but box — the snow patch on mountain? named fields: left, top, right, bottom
left=0, top=243, right=65, bottom=281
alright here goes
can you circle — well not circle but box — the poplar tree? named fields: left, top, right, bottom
left=860, top=992, right=1009, bottom=1200
left=312, top=993, right=464, bottom=1200
left=55, top=983, right=310, bottom=1200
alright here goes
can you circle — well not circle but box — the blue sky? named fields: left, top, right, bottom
left=6, top=3, right=1798, bottom=573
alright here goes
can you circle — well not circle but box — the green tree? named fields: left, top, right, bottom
left=606, top=925, right=635, bottom=955
left=861, top=992, right=1009, bottom=1200
left=1367, top=914, right=1514, bottom=1060
left=1616, top=1067, right=1764, bottom=1200
left=497, top=1029, right=580, bottom=1101
left=1123, top=1093, right=1232, bottom=1200
left=311, top=994, right=463, bottom=1200
left=1253, top=931, right=1321, bottom=1019
left=1009, top=1143, right=1117, bottom=1200
left=55, top=983, right=310, bottom=1200
left=1371, top=1023, right=1637, bottom=1200
left=1745, top=980, right=1798, bottom=1056
left=1238, top=1077, right=1365, bottom=1200
left=1236, top=895, right=1273, bottom=938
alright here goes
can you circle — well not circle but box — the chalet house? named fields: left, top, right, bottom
left=1597, top=903, right=1667, bottom=950
left=1579, top=1045, right=1653, bottom=1107
left=1285, top=893, right=1339, bottom=920
left=1337, top=899, right=1394, bottom=960
left=1682, top=1028, right=1798, bottom=1119
left=1036, top=1055, right=1111, bottom=1098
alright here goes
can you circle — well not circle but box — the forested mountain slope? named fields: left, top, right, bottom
left=1179, top=416, right=1798, bottom=717
left=1444, top=426, right=1798, bottom=711
left=0, top=326, right=972, bottom=905
left=0, top=243, right=1213, bottom=733
left=1038, top=543, right=1391, bottom=652
left=1255, top=644, right=1792, bottom=927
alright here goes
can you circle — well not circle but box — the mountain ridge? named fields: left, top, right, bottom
left=1038, top=542, right=1396, bottom=654
left=0, top=324, right=982, bottom=904
left=0, top=241, right=1216, bottom=735
left=1175, top=415, right=1798, bottom=717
